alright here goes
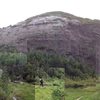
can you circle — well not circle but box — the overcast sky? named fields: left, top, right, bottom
left=0, top=0, right=100, bottom=27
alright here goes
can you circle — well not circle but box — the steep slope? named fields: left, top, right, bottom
left=0, top=11, right=100, bottom=72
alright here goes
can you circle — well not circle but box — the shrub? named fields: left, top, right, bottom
left=52, top=88, right=65, bottom=100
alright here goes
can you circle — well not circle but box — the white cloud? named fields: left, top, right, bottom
left=0, top=0, right=100, bottom=27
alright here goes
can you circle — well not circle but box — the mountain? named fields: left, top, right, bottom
left=0, top=11, right=100, bottom=72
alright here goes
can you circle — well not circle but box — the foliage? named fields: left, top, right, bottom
left=0, top=68, right=9, bottom=100
left=0, top=51, right=97, bottom=83
left=52, top=88, right=65, bottom=100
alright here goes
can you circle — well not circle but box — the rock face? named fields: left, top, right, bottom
left=0, top=11, right=100, bottom=72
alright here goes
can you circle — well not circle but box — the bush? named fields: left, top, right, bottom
left=52, top=88, right=65, bottom=100
left=0, top=91, right=7, bottom=100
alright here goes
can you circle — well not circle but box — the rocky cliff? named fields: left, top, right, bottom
left=0, top=11, right=100, bottom=72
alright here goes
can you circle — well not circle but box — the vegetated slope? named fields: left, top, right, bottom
left=0, top=11, right=100, bottom=72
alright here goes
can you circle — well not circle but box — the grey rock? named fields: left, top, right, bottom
left=0, top=11, right=100, bottom=73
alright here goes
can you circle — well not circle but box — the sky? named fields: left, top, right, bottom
left=0, top=0, right=100, bottom=27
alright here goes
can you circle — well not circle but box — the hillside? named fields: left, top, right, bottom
left=0, top=11, right=100, bottom=73
left=0, top=11, right=100, bottom=100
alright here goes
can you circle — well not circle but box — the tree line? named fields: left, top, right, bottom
left=0, top=51, right=97, bottom=83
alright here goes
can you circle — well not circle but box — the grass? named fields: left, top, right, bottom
left=7, top=79, right=65, bottom=100
left=35, top=85, right=53, bottom=100
left=65, top=78, right=100, bottom=100
left=8, top=82, right=35, bottom=100
left=65, top=83, right=100, bottom=100
left=35, top=78, right=65, bottom=100
left=0, top=78, right=100, bottom=100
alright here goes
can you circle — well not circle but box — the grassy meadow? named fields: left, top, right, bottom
left=0, top=78, right=98, bottom=100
